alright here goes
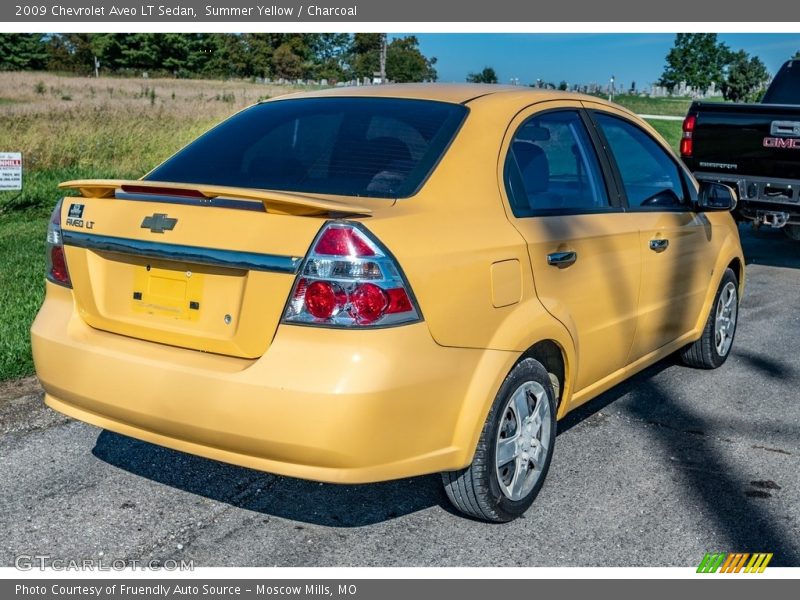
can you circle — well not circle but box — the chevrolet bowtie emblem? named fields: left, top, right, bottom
left=141, top=213, right=178, bottom=233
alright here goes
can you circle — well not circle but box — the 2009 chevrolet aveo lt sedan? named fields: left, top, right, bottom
left=32, top=85, right=744, bottom=521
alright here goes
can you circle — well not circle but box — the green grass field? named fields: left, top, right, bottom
left=0, top=74, right=693, bottom=381
left=0, top=211, right=47, bottom=380
left=608, top=94, right=696, bottom=152
left=612, top=94, right=724, bottom=116
left=646, top=119, right=683, bottom=152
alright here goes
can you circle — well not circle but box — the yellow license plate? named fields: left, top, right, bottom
left=132, top=263, right=204, bottom=321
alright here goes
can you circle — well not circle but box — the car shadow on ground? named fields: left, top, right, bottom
left=558, top=354, right=800, bottom=567
left=739, top=225, right=800, bottom=269
left=92, top=430, right=452, bottom=527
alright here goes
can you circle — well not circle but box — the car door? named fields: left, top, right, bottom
left=499, top=102, right=642, bottom=394
left=586, top=105, right=715, bottom=362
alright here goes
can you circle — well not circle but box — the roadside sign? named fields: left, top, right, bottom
left=0, top=152, right=22, bottom=191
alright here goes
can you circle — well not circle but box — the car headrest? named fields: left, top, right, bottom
left=512, top=140, right=549, bottom=194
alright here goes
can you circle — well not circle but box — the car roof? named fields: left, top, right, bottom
left=270, top=83, right=613, bottom=107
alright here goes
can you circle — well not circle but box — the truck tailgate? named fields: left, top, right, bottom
left=688, top=102, right=800, bottom=180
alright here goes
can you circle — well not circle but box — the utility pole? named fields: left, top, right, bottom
left=379, top=34, right=387, bottom=84
left=94, top=56, right=100, bottom=78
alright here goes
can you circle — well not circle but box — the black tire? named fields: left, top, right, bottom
left=680, top=268, right=739, bottom=369
left=441, top=358, right=557, bottom=522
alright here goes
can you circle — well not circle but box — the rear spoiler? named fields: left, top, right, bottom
left=58, top=179, right=377, bottom=216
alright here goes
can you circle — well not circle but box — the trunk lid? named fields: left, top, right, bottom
left=59, top=180, right=383, bottom=358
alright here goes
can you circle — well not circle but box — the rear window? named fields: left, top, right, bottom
left=762, top=61, right=800, bottom=104
left=146, top=97, right=467, bottom=198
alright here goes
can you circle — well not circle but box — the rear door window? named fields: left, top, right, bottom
left=504, top=110, right=610, bottom=216
left=147, top=97, right=467, bottom=198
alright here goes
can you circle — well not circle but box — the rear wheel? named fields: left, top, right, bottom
left=442, top=358, right=556, bottom=522
left=680, top=268, right=739, bottom=369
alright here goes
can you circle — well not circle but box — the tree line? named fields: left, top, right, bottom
left=0, top=33, right=437, bottom=83
left=464, top=35, right=795, bottom=103
left=658, top=33, right=790, bottom=102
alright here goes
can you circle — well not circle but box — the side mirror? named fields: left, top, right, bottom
left=698, top=182, right=738, bottom=211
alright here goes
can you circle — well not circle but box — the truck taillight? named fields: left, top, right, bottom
left=282, top=222, right=421, bottom=327
left=681, top=114, right=697, bottom=157
left=45, top=198, right=72, bottom=287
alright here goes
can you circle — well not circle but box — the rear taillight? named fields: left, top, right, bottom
left=45, top=198, right=71, bottom=287
left=680, top=114, right=696, bottom=157
left=282, top=222, right=421, bottom=327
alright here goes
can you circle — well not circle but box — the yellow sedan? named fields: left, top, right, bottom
left=31, top=84, right=744, bottom=521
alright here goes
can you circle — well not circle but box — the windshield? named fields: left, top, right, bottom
left=146, top=96, right=467, bottom=198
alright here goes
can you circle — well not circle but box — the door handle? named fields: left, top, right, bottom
left=649, top=239, right=670, bottom=252
left=547, top=251, right=578, bottom=268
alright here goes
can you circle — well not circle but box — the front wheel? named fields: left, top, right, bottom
left=680, top=268, right=739, bottom=369
left=441, top=358, right=557, bottom=522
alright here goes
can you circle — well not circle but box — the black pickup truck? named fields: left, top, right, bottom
left=682, top=58, right=800, bottom=240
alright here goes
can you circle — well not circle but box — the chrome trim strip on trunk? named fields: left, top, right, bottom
left=62, top=231, right=302, bottom=274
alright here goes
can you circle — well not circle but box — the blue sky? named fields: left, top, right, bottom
left=394, top=34, right=800, bottom=88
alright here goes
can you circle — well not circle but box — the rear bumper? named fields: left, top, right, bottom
left=32, top=283, right=513, bottom=483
